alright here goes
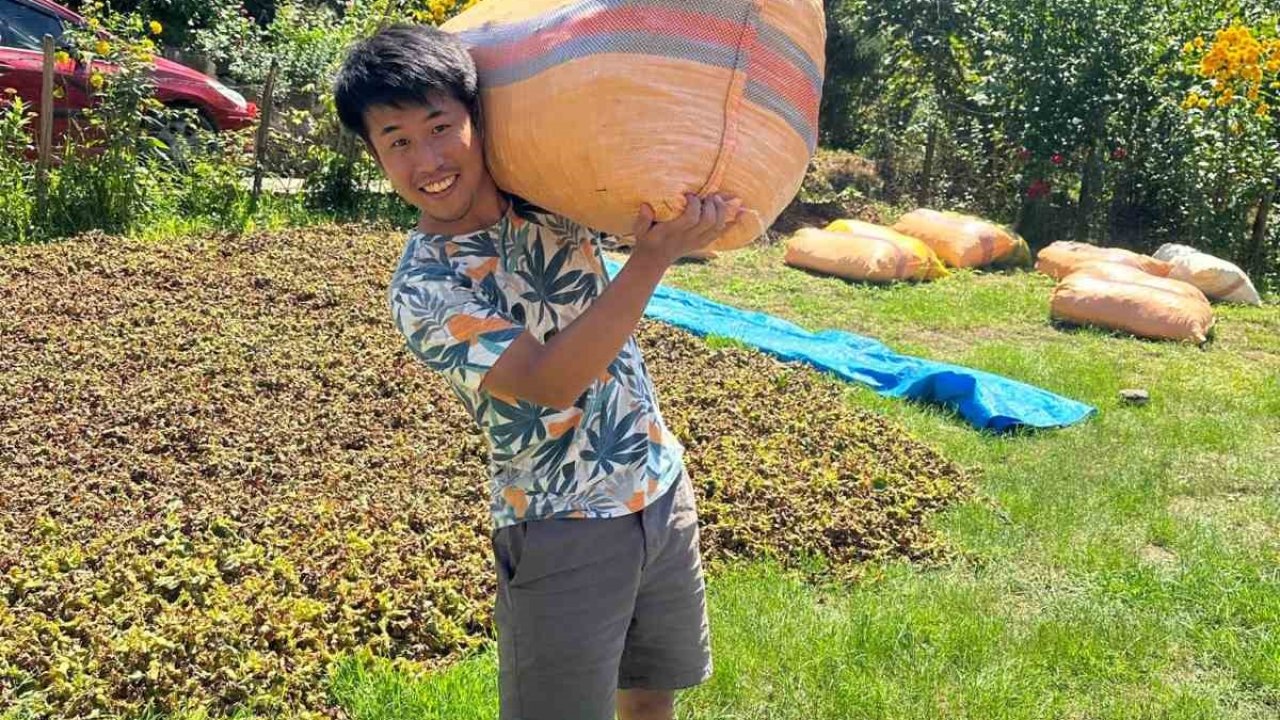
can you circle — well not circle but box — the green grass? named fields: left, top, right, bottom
left=306, top=243, right=1279, bottom=718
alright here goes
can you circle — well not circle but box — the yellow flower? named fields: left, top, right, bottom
left=1183, top=41, right=1194, bottom=54
left=149, top=20, right=163, bottom=36
left=1194, top=36, right=1205, bottom=49
left=87, top=18, right=99, bottom=30
left=53, top=50, right=70, bottom=65
left=1229, top=122, right=1242, bottom=135
left=1198, top=97, right=1211, bottom=109
left=95, top=39, right=110, bottom=56
left=89, top=72, right=104, bottom=90
left=1258, top=102, right=1271, bottom=117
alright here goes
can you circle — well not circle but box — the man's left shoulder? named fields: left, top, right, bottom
left=510, top=196, right=603, bottom=244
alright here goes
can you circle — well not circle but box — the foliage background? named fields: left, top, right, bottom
left=819, top=0, right=1280, bottom=287
left=4, top=0, right=1278, bottom=290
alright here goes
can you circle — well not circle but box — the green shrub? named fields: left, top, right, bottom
left=0, top=93, right=35, bottom=243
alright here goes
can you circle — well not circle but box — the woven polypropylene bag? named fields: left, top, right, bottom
left=799, top=219, right=949, bottom=281
left=443, top=0, right=826, bottom=250
left=784, top=224, right=945, bottom=283
left=1050, top=263, right=1214, bottom=343
left=1153, top=243, right=1262, bottom=305
left=1035, top=241, right=1172, bottom=281
left=892, top=209, right=1029, bottom=269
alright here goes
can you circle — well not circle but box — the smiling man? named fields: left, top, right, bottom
left=333, top=23, right=743, bottom=720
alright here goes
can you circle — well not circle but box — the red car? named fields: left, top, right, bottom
left=0, top=0, right=257, bottom=148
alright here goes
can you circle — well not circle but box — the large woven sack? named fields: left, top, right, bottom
left=443, top=0, right=826, bottom=251
left=1066, top=261, right=1209, bottom=302
left=1050, top=263, right=1214, bottom=343
left=1035, top=241, right=1172, bottom=280
left=784, top=222, right=948, bottom=282
left=891, top=209, right=1030, bottom=268
left=1153, top=243, right=1262, bottom=305
left=824, top=219, right=949, bottom=279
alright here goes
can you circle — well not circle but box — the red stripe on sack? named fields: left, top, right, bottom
left=472, top=8, right=745, bottom=71
left=745, top=39, right=820, bottom=124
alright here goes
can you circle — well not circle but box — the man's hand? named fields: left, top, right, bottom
left=630, top=193, right=743, bottom=266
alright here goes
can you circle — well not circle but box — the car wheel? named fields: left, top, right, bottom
left=154, top=106, right=216, bottom=167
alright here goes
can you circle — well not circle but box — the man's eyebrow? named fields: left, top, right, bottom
left=378, top=106, right=445, bottom=136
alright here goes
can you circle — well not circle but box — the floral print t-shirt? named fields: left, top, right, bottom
left=388, top=195, right=685, bottom=530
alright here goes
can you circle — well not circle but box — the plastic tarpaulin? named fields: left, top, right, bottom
left=606, top=259, right=1095, bottom=432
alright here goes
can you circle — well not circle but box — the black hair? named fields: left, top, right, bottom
left=333, top=24, right=481, bottom=143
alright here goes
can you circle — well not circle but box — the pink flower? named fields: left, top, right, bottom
left=1027, top=179, right=1051, bottom=200
left=1050, top=153, right=1065, bottom=166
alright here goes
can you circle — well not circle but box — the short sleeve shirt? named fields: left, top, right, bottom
left=388, top=195, right=686, bottom=530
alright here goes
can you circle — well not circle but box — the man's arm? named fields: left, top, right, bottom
left=481, top=194, right=742, bottom=410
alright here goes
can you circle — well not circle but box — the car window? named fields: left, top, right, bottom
left=0, top=0, right=65, bottom=51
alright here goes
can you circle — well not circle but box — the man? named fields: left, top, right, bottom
left=334, top=23, right=743, bottom=720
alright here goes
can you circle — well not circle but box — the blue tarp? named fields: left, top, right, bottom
left=605, top=259, right=1095, bottom=432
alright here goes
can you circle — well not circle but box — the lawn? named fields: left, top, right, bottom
left=332, top=242, right=1279, bottom=720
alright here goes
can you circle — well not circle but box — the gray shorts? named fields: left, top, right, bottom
left=491, top=471, right=712, bottom=720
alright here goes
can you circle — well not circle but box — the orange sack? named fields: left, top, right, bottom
left=1035, top=241, right=1172, bottom=280
left=784, top=221, right=948, bottom=282
left=442, top=0, right=826, bottom=250
left=1050, top=262, right=1214, bottom=343
left=891, top=209, right=1030, bottom=268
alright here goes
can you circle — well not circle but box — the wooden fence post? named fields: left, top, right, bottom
left=1246, top=177, right=1277, bottom=277
left=1075, top=141, right=1102, bottom=241
left=252, top=59, right=280, bottom=208
left=917, top=120, right=938, bottom=207
left=37, top=34, right=55, bottom=189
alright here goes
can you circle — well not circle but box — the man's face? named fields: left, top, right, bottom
left=364, top=93, right=495, bottom=235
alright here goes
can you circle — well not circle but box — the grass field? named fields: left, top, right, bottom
left=327, top=242, right=1279, bottom=720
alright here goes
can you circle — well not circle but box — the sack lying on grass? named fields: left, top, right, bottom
left=443, top=0, right=827, bottom=251
left=1036, top=241, right=1172, bottom=280
left=891, top=209, right=1031, bottom=268
left=1153, top=243, right=1262, bottom=306
left=1050, top=262, right=1214, bottom=343
left=784, top=221, right=948, bottom=282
